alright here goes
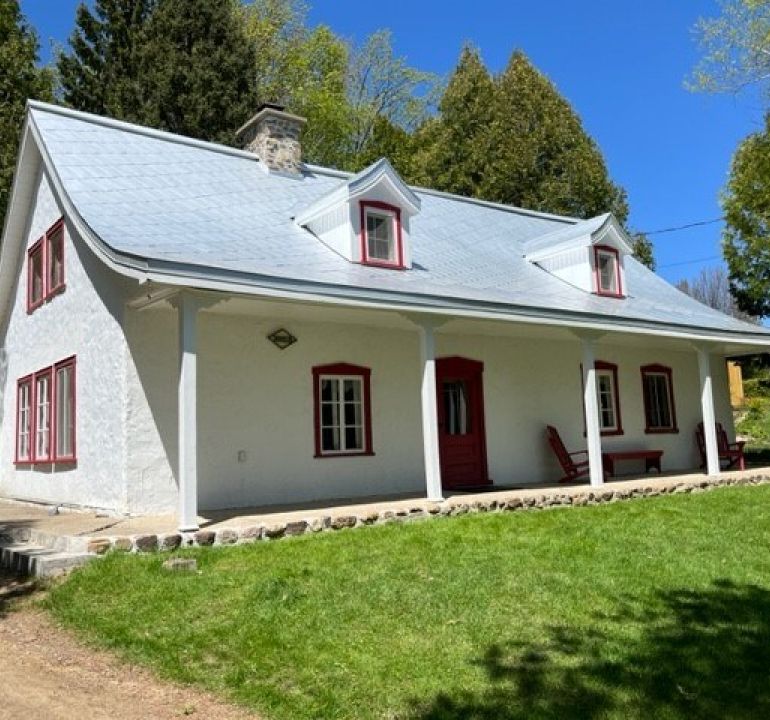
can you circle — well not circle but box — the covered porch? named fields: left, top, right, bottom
left=126, top=288, right=762, bottom=531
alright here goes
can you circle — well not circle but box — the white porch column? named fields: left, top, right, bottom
left=697, top=345, right=720, bottom=476
left=581, top=336, right=605, bottom=487
left=417, top=321, right=443, bottom=501
left=177, top=292, right=200, bottom=531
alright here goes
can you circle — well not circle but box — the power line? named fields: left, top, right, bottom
left=639, top=217, right=724, bottom=236
left=658, top=255, right=722, bottom=269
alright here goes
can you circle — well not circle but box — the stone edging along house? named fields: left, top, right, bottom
left=1, top=100, right=769, bottom=531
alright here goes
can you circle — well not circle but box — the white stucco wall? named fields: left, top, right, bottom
left=0, top=170, right=131, bottom=511
left=123, top=303, right=736, bottom=515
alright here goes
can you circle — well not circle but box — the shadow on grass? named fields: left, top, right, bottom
left=410, top=580, right=770, bottom=719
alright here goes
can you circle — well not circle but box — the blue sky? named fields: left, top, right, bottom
left=20, top=0, right=765, bottom=285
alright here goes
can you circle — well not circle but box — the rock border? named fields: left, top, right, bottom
left=84, top=473, right=770, bottom=555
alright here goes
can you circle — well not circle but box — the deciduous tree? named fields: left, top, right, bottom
left=722, top=114, right=770, bottom=316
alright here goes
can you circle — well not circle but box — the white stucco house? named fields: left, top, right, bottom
left=2, top=100, right=769, bottom=531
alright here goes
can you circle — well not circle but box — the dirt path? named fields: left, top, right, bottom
left=0, top=576, right=258, bottom=720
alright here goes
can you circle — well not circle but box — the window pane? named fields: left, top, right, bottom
left=344, top=402, right=362, bottom=427
left=321, top=378, right=338, bottom=403
left=443, top=381, right=470, bottom=435
left=596, top=372, right=616, bottom=430
left=56, top=365, right=74, bottom=457
left=598, top=252, right=617, bottom=293
left=322, top=427, right=340, bottom=452
left=321, top=402, right=338, bottom=428
left=36, top=374, right=51, bottom=459
left=17, top=382, right=31, bottom=460
left=30, top=247, right=44, bottom=303
left=49, top=231, right=64, bottom=289
left=644, top=373, right=672, bottom=429
left=345, top=426, right=363, bottom=450
left=366, top=212, right=394, bottom=261
left=343, top=379, right=361, bottom=402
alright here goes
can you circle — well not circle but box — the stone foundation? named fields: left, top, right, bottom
left=89, top=472, right=770, bottom=555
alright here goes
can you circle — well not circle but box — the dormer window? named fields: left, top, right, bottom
left=594, top=245, right=622, bottom=297
left=360, top=201, right=403, bottom=268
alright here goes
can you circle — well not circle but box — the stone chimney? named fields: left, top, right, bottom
left=236, top=103, right=306, bottom=174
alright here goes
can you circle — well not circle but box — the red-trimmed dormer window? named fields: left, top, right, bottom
left=594, top=245, right=623, bottom=297
left=360, top=201, right=404, bottom=269
left=27, top=239, right=44, bottom=312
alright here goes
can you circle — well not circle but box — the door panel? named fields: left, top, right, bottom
left=436, top=357, right=490, bottom=489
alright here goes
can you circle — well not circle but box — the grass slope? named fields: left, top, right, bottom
left=47, top=486, right=770, bottom=719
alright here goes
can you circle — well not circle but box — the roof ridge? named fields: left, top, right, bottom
left=302, top=161, right=578, bottom=224
left=27, top=100, right=266, bottom=166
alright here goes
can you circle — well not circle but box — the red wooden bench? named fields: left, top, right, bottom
left=602, top=450, right=663, bottom=477
left=695, top=422, right=745, bottom=471
left=546, top=425, right=591, bottom=483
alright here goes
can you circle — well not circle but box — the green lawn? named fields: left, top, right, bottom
left=46, top=486, right=770, bottom=720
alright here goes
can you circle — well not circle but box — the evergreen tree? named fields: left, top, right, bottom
left=630, top=232, right=655, bottom=270
left=723, top=113, right=770, bottom=316
left=481, top=51, right=628, bottom=222
left=132, top=0, right=257, bottom=143
left=410, top=46, right=495, bottom=197
left=0, top=0, right=53, bottom=228
left=57, top=0, right=155, bottom=117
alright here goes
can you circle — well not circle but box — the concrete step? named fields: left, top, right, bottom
left=0, top=543, right=94, bottom=578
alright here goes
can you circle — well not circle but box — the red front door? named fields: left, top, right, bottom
left=436, top=356, right=490, bottom=489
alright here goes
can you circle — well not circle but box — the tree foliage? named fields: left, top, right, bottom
left=676, top=266, right=758, bottom=322
left=58, top=0, right=256, bottom=143
left=689, top=0, right=770, bottom=98
left=722, top=114, right=770, bottom=316
left=630, top=232, right=655, bottom=270
left=0, top=0, right=53, bottom=229
left=57, top=0, right=155, bottom=117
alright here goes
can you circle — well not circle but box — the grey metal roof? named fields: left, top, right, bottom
left=522, top=213, right=611, bottom=256
left=28, top=102, right=769, bottom=338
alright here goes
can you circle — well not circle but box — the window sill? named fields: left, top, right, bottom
left=584, top=429, right=625, bottom=437
left=644, top=427, right=679, bottom=435
left=314, top=450, right=375, bottom=459
left=48, top=283, right=66, bottom=299
left=27, top=299, right=44, bottom=314
left=595, top=290, right=625, bottom=299
left=360, top=260, right=405, bottom=270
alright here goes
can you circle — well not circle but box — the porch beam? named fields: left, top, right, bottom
left=580, top=335, right=605, bottom=487
left=177, top=292, right=200, bottom=531
left=696, top=345, right=720, bottom=476
left=417, top=321, right=443, bottom=501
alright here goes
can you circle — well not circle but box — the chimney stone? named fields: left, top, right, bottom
left=236, top=104, right=306, bottom=174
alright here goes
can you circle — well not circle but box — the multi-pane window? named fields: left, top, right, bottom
left=55, top=359, right=76, bottom=459
left=28, top=241, right=44, bottom=311
left=641, top=364, right=677, bottom=433
left=594, top=246, right=622, bottom=297
left=27, top=218, right=65, bottom=313
left=14, top=358, right=76, bottom=464
left=320, top=376, right=364, bottom=453
left=313, top=363, right=373, bottom=457
left=35, top=370, right=52, bottom=461
left=361, top=202, right=402, bottom=268
left=16, top=378, right=32, bottom=462
left=582, top=361, right=623, bottom=436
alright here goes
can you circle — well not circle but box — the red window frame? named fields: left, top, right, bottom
left=312, top=362, right=374, bottom=458
left=359, top=200, right=404, bottom=269
left=581, top=360, right=624, bottom=437
left=27, top=239, right=45, bottom=313
left=640, top=363, right=678, bottom=434
left=46, top=219, right=66, bottom=296
left=14, top=356, right=76, bottom=466
left=593, top=245, right=623, bottom=298
left=26, top=217, right=66, bottom=314
left=53, top=356, right=77, bottom=462
left=15, top=376, right=33, bottom=464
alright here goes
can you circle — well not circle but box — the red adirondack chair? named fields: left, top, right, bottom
left=695, top=422, right=746, bottom=471
left=546, top=425, right=590, bottom=483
